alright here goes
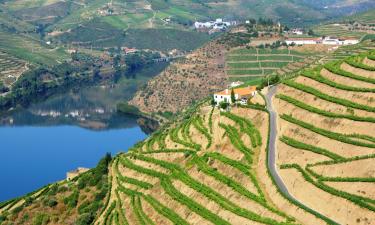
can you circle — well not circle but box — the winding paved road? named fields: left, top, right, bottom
left=265, top=85, right=341, bottom=225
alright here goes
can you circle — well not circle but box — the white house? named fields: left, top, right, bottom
left=342, top=38, right=360, bottom=45
left=230, top=81, right=244, bottom=88
left=286, top=36, right=359, bottom=46
left=291, top=28, right=304, bottom=35
left=214, top=86, right=257, bottom=105
left=194, top=18, right=231, bottom=30
left=194, top=21, right=213, bottom=29
left=322, top=37, right=340, bottom=45
left=286, top=38, right=322, bottom=45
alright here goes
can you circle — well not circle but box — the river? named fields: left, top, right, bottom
left=0, top=78, right=154, bottom=202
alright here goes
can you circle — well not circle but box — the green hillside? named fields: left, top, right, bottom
left=344, top=8, right=375, bottom=24
left=2, top=0, right=370, bottom=33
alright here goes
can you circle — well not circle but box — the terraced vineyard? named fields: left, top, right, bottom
left=321, top=40, right=375, bottom=64
left=0, top=31, right=69, bottom=67
left=0, top=51, right=28, bottom=87
left=95, top=103, right=313, bottom=225
left=274, top=50, right=375, bottom=224
left=226, top=48, right=319, bottom=82
left=1, top=49, right=375, bottom=224
left=313, top=24, right=366, bottom=39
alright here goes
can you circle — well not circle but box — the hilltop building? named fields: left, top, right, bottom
left=194, top=18, right=231, bottom=30
left=66, top=167, right=90, bottom=181
left=214, top=86, right=257, bottom=105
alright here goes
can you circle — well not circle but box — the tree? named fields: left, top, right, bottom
left=219, top=101, right=229, bottom=110
left=210, top=95, right=216, bottom=106
left=230, top=89, right=236, bottom=104
left=308, top=29, right=315, bottom=36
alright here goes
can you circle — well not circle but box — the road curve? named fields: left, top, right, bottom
left=265, top=85, right=341, bottom=225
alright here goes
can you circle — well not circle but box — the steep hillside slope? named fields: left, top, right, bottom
left=0, top=99, right=328, bottom=225
left=1, top=50, right=375, bottom=224
left=129, top=38, right=228, bottom=114
left=273, top=50, right=375, bottom=224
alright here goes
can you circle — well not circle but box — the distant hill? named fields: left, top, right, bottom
left=343, top=8, right=375, bottom=24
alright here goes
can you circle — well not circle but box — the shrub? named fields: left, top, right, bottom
left=32, top=213, right=50, bottom=225
left=75, top=213, right=95, bottom=225
left=46, top=199, right=58, bottom=208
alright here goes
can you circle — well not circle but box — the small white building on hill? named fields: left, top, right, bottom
left=286, top=36, right=359, bottom=46
left=214, top=86, right=257, bottom=105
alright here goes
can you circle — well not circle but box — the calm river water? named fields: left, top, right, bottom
left=0, top=82, right=150, bottom=202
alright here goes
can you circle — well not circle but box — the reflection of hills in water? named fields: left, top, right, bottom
left=0, top=85, right=157, bottom=132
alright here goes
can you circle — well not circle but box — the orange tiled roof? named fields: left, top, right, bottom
left=215, top=86, right=256, bottom=96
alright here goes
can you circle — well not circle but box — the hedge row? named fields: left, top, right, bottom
left=160, top=177, right=231, bottom=225
left=119, top=157, right=168, bottom=179
left=192, top=156, right=264, bottom=204
left=280, top=164, right=375, bottom=212
left=192, top=116, right=212, bottom=149
left=141, top=149, right=195, bottom=155
left=202, top=152, right=265, bottom=200
left=117, top=181, right=143, bottom=196
left=283, top=79, right=375, bottom=113
left=219, top=123, right=253, bottom=164
left=132, top=195, right=156, bottom=225
left=281, top=114, right=375, bottom=148
left=309, top=154, right=375, bottom=167
left=221, top=111, right=262, bottom=148
left=169, top=126, right=201, bottom=151
left=302, top=69, right=375, bottom=93
left=114, top=190, right=129, bottom=225
left=143, top=194, right=189, bottom=225
left=103, top=201, right=116, bottom=225
left=324, top=62, right=375, bottom=84
left=345, top=57, right=375, bottom=71
left=117, top=174, right=153, bottom=189
left=193, top=156, right=292, bottom=220
left=129, top=153, right=181, bottom=172
left=279, top=136, right=344, bottom=161
left=277, top=94, right=375, bottom=123
left=181, top=120, right=193, bottom=143
left=209, top=107, right=214, bottom=134
left=115, top=159, right=154, bottom=189
left=177, top=172, right=292, bottom=225
left=305, top=166, right=375, bottom=183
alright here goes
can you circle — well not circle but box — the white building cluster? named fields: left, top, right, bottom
left=194, top=18, right=232, bottom=30
left=285, top=36, right=359, bottom=46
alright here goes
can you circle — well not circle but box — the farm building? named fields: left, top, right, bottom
left=285, top=37, right=322, bottom=45
left=194, top=18, right=231, bottom=30
left=286, top=36, right=359, bottom=46
left=214, top=86, right=257, bottom=105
